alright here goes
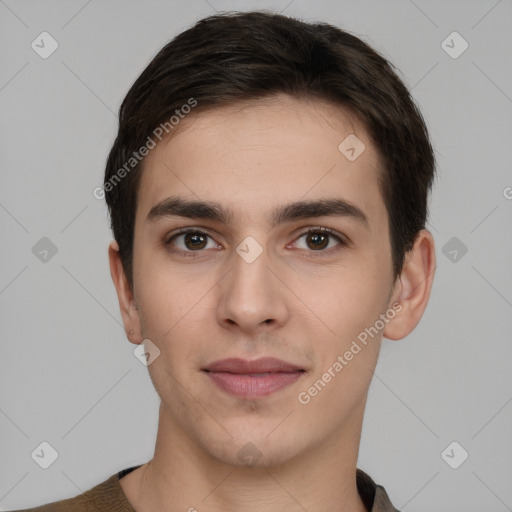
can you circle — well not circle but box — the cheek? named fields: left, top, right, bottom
left=134, top=263, right=208, bottom=365
left=297, top=277, right=384, bottom=416
left=134, top=252, right=200, bottom=332
left=298, top=262, right=388, bottom=344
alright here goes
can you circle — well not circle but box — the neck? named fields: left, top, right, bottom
left=123, top=403, right=369, bottom=512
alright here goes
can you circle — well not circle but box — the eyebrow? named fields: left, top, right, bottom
left=146, top=196, right=369, bottom=229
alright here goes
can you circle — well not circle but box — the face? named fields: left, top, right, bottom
left=120, top=94, right=402, bottom=467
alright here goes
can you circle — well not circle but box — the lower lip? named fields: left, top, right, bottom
left=204, top=371, right=304, bottom=399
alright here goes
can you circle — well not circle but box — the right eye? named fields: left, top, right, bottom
left=164, top=229, right=220, bottom=256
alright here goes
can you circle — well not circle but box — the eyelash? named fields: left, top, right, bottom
left=163, top=226, right=348, bottom=258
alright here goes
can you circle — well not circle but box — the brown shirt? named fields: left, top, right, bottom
left=12, top=465, right=400, bottom=511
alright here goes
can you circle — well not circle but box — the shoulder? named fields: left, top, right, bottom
left=8, top=472, right=132, bottom=512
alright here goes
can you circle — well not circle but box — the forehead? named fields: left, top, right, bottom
left=135, top=94, right=385, bottom=229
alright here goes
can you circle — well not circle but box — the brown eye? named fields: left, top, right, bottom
left=305, top=232, right=329, bottom=250
left=183, top=232, right=208, bottom=250
left=294, top=227, right=345, bottom=252
left=165, top=229, right=217, bottom=255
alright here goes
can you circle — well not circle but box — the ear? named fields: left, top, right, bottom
left=108, top=240, right=143, bottom=345
left=383, top=229, right=436, bottom=341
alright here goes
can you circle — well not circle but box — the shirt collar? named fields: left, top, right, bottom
left=357, top=468, right=400, bottom=511
left=117, top=466, right=400, bottom=511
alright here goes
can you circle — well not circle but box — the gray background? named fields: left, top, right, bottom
left=1, top=0, right=511, bottom=510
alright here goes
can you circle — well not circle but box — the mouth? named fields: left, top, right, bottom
left=202, top=357, right=306, bottom=399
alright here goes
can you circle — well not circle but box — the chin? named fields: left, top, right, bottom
left=202, top=429, right=307, bottom=470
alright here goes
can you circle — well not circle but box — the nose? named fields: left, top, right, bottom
left=216, top=242, right=289, bottom=334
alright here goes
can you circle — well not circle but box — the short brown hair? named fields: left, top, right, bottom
left=104, top=10, right=436, bottom=289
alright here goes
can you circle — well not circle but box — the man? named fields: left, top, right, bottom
left=15, top=10, right=435, bottom=512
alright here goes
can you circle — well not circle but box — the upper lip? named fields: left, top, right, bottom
left=203, top=357, right=304, bottom=374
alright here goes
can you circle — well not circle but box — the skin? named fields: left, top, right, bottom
left=109, top=93, right=436, bottom=512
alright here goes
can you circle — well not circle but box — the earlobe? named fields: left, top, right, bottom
left=108, top=240, right=143, bottom=345
left=383, top=229, right=436, bottom=341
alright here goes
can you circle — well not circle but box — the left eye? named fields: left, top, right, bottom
left=293, top=228, right=345, bottom=251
